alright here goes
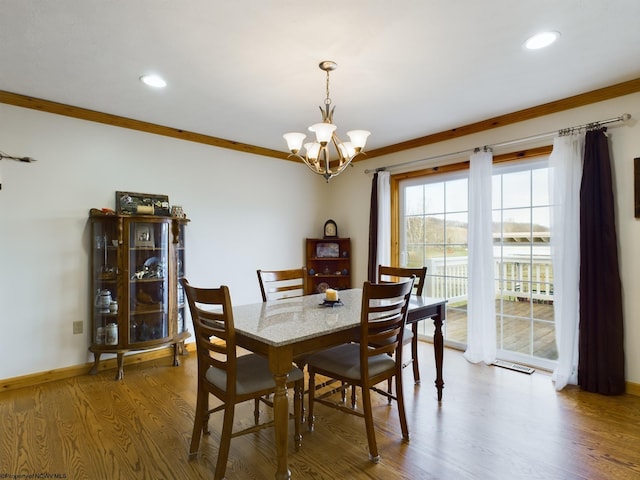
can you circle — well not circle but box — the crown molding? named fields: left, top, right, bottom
left=2, top=77, right=639, bottom=161
left=364, top=77, right=640, bottom=159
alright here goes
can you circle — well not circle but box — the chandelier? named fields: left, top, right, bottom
left=283, top=61, right=370, bottom=182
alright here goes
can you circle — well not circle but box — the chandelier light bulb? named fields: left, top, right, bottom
left=338, top=142, right=355, bottom=159
left=283, top=132, right=306, bottom=153
left=309, top=123, right=337, bottom=145
left=346, top=130, right=371, bottom=150
left=304, top=142, right=321, bottom=161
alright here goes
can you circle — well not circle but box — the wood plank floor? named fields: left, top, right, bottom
left=1, top=343, right=639, bottom=479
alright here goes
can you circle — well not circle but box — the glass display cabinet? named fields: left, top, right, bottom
left=89, top=212, right=190, bottom=380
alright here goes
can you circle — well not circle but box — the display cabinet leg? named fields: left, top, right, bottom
left=115, top=352, right=124, bottom=380
left=173, top=342, right=181, bottom=366
left=89, top=352, right=101, bottom=375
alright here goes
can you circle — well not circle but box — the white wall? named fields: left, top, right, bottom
left=3, top=92, right=640, bottom=386
left=0, top=103, right=327, bottom=379
left=333, top=92, right=640, bottom=385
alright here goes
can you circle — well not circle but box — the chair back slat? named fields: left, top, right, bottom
left=257, top=268, right=308, bottom=301
left=181, top=279, right=238, bottom=386
left=360, top=278, right=415, bottom=365
left=378, top=265, right=427, bottom=296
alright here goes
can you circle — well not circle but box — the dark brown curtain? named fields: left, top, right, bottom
left=367, top=172, right=379, bottom=282
left=578, top=127, right=625, bottom=394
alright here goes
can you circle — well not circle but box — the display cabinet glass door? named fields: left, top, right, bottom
left=92, top=219, right=119, bottom=345
left=176, top=222, right=186, bottom=334
left=128, top=221, right=169, bottom=344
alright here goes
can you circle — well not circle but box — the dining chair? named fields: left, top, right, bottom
left=306, top=277, right=415, bottom=463
left=378, top=265, right=427, bottom=385
left=257, top=267, right=323, bottom=416
left=257, top=267, right=312, bottom=372
left=181, top=279, right=304, bottom=480
left=257, top=267, right=308, bottom=302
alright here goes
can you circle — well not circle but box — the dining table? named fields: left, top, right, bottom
left=231, top=288, right=446, bottom=480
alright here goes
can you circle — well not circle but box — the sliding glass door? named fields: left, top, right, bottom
left=493, top=160, right=557, bottom=369
left=400, top=172, right=469, bottom=349
left=397, top=158, right=557, bottom=368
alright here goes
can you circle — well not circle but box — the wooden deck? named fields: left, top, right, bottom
left=421, top=299, right=557, bottom=361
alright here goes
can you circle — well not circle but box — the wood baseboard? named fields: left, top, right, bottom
left=626, top=381, right=640, bottom=396
left=0, top=343, right=197, bottom=393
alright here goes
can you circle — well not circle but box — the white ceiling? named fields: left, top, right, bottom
left=2, top=1, right=640, bottom=155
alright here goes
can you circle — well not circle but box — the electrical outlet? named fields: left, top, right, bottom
left=73, top=321, right=83, bottom=334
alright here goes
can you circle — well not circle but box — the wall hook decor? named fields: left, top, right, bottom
left=0, top=150, right=37, bottom=190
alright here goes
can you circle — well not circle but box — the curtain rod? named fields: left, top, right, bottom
left=364, top=113, right=632, bottom=174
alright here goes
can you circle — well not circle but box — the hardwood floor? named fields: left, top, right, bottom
left=1, top=343, right=639, bottom=479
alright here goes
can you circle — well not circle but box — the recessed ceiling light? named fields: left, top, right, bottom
left=140, top=74, right=167, bottom=88
left=525, top=31, right=560, bottom=50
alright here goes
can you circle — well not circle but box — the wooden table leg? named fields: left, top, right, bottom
left=411, top=322, right=421, bottom=384
left=273, top=372, right=291, bottom=480
left=270, top=346, right=293, bottom=480
left=433, top=312, right=444, bottom=401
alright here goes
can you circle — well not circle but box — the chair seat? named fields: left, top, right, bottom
left=307, top=343, right=396, bottom=380
left=206, top=353, right=304, bottom=395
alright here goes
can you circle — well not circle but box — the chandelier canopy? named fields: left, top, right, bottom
left=283, top=61, right=370, bottom=182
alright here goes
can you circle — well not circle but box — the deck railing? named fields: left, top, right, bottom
left=423, top=255, right=554, bottom=304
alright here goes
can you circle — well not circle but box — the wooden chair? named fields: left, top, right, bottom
left=378, top=265, right=427, bottom=384
left=257, top=267, right=308, bottom=301
left=257, top=267, right=321, bottom=415
left=181, top=279, right=304, bottom=480
left=306, top=278, right=415, bottom=462
left=257, top=267, right=309, bottom=370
